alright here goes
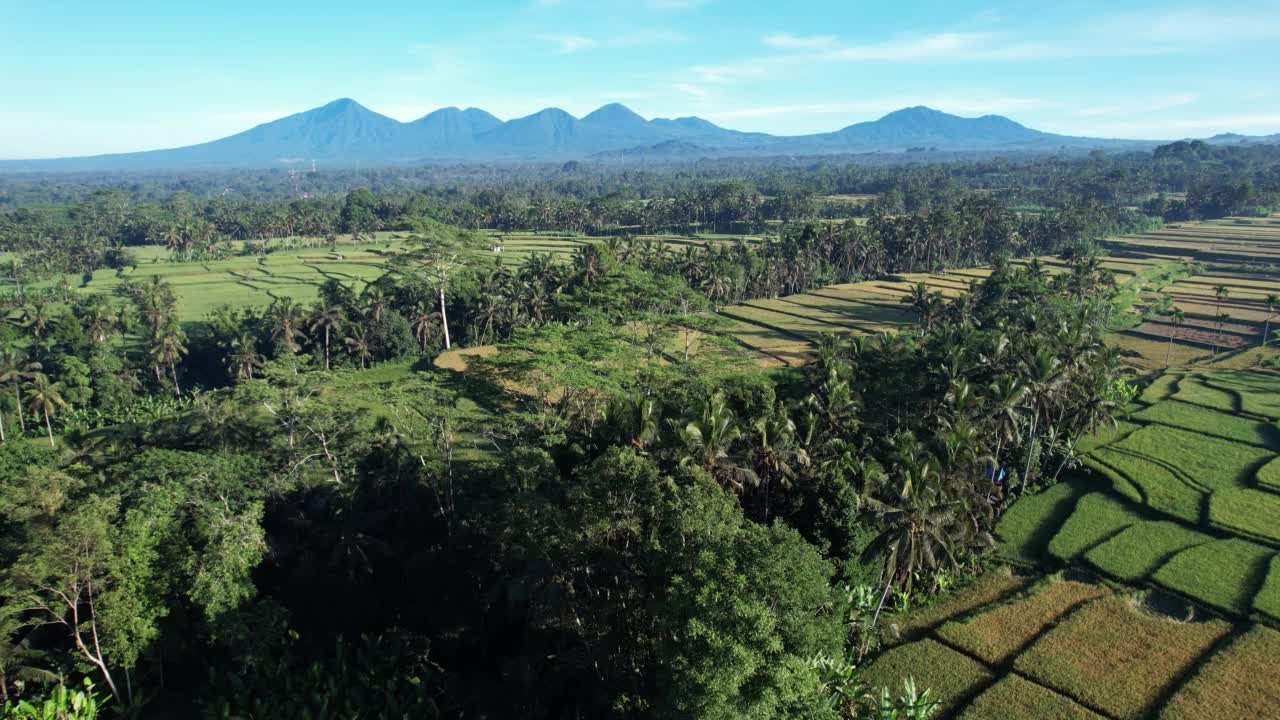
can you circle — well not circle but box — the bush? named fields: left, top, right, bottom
left=1161, top=626, right=1280, bottom=720
left=1083, top=521, right=1212, bottom=582
left=956, top=674, right=1104, bottom=720
left=1, top=680, right=103, bottom=720
left=936, top=578, right=1109, bottom=665
left=1014, top=595, right=1231, bottom=719
left=1152, top=538, right=1275, bottom=614
left=1046, top=493, right=1142, bottom=562
left=862, top=639, right=992, bottom=716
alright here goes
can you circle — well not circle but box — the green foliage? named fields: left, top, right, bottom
left=1, top=680, right=103, bottom=720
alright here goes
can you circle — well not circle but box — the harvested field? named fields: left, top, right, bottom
left=935, top=579, right=1109, bottom=665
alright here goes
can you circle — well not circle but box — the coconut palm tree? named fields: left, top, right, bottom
left=1264, top=294, right=1279, bottom=348
left=12, top=300, right=56, bottom=340
left=750, top=414, right=809, bottom=520
left=149, top=324, right=188, bottom=398
left=309, top=303, right=345, bottom=370
left=1166, top=307, right=1185, bottom=367
left=227, top=332, right=263, bottom=381
left=78, top=296, right=118, bottom=345
left=671, top=391, right=757, bottom=494
left=1212, top=284, right=1230, bottom=354
left=409, top=302, right=441, bottom=353
left=269, top=297, right=307, bottom=355
left=345, top=325, right=373, bottom=369
left=0, top=345, right=39, bottom=438
left=24, top=373, right=67, bottom=447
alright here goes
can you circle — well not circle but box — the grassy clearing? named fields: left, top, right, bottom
left=1110, top=424, right=1271, bottom=492
left=1208, top=488, right=1280, bottom=545
left=935, top=578, right=1109, bottom=665
left=1083, top=521, right=1213, bottom=583
left=1085, top=448, right=1204, bottom=525
left=1014, top=595, right=1231, bottom=720
left=862, top=639, right=993, bottom=716
left=1253, top=556, right=1280, bottom=622
left=1152, top=539, right=1275, bottom=615
left=887, top=568, right=1029, bottom=643
left=1046, top=493, right=1143, bottom=562
left=1130, top=400, right=1279, bottom=448
left=956, top=674, right=1104, bottom=720
left=1075, top=420, right=1143, bottom=454
left=1160, top=626, right=1280, bottom=720
left=994, top=480, right=1088, bottom=565
left=1171, top=376, right=1238, bottom=414
left=1139, top=373, right=1182, bottom=404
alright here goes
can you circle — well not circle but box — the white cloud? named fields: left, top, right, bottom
left=535, top=33, right=597, bottom=53
left=1078, top=93, right=1199, bottom=118
left=763, top=33, right=836, bottom=49
left=674, top=83, right=709, bottom=99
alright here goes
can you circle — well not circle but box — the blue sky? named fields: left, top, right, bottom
left=3, top=0, right=1279, bottom=158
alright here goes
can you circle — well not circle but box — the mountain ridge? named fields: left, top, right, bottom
left=0, top=99, right=1263, bottom=171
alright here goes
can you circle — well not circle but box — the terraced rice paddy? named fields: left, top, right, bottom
left=875, top=571, right=1265, bottom=719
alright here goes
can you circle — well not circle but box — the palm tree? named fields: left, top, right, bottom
left=149, top=324, right=187, bottom=398
left=410, top=302, right=441, bottom=353
left=269, top=298, right=307, bottom=355
left=671, top=391, right=757, bottom=494
left=1264, top=294, right=1279, bottom=348
left=0, top=345, right=39, bottom=437
left=309, top=303, right=345, bottom=370
left=345, top=325, right=373, bottom=369
left=12, top=300, right=55, bottom=339
left=226, top=332, right=263, bottom=381
left=24, top=373, right=67, bottom=448
left=79, top=296, right=118, bottom=345
left=1212, top=284, right=1230, bottom=354
left=361, top=286, right=388, bottom=323
left=750, top=414, right=809, bottom=520
left=1166, top=307, right=1185, bottom=367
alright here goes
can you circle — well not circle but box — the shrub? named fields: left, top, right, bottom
left=955, top=674, right=1104, bottom=720
left=1046, top=493, right=1142, bottom=562
left=994, top=481, right=1085, bottom=565
left=885, top=568, right=1028, bottom=643
left=1131, top=400, right=1279, bottom=448
left=1083, top=521, right=1212, bottom=582
left=936, top=578, right=1108, bottom=665
left=1161, top=626, right=1280, bottom=720
left=1014, top=595, right=1231, bottom=719
left=1152, top=538, right=1275, bottom=614
left=862, top=639, right=992, bottom=716
left=1208, top=488, right=1280, bottom=544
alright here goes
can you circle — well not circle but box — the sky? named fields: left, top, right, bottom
left=3, top=0, right=1279, bottom=158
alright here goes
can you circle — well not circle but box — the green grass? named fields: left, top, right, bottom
left=955, top=675, right=1104, bottom=720
left=1138, top=373, right=1181, bottom=404
left=862, top=639, right=993, bottom=716
left=994, top=480, right=1088, bottom=565
left=1253, top=556, right=1280, bottom=622
left=1083, top=521, right=1213, bottom=582
left=1074, top=420, right=1142, bottom=454
left=1254, top=456, right=1280, bottom=492
left=1086, top=448, right=1205, bottom=525
left=1160, top=626, right=1280, bottom=720
left=1209, top=488, right=1280, bottom=545
left=1152, top=538, right=1275, bottom=614
left=1014, top=595, right=1232, bottom=720
left=1109, top=424, right=1272, bottom=493
left=1130, top=400, right=1280, bottom=449
left=935, top=578, right=1109, bottom=665
left=1046, top=493, right=1143, bottom=562
left=886, top=568, right=1029, bottom=643
left=1171, top=376, right=1238, bottom=413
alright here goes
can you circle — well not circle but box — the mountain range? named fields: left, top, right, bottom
left=1, top=99, right=1271, bottom=172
